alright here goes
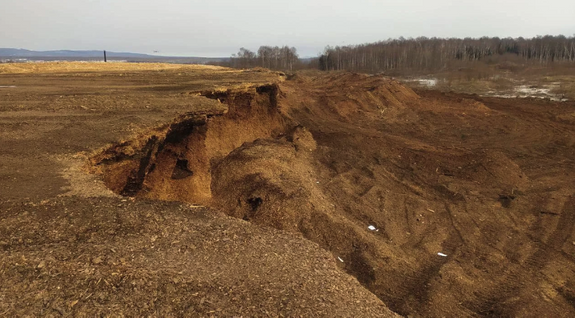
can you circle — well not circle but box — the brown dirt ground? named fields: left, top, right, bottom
left=0, top=64, right=395, bottom=317
left=2, top=63, right=575, bottom=317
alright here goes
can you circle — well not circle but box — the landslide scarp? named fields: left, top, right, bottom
left=88, top=73, right=575, bottom=318
left=90, top=75, right=425, bottom=315
left=90, top=84, right=289, bottom=205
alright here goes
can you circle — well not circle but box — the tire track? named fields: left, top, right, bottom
left=466, top=194, right=575, bottom=315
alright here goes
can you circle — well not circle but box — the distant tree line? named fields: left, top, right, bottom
left=218, top=46, right=300, bottom=71
left=318, top=35, right=575, bottom=73
left=219, top=36, right=575, bottom=73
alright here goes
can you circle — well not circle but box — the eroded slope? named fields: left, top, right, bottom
left=94, top=72, right=575, bottom=317
left=0, top=65, right=400, bottom=317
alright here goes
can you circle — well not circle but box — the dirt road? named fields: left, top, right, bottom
left=2, top=63, right=575, bottom=317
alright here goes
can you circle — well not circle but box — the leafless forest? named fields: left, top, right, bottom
left=228, top=46, right=300, bottom=70
left=221, top=36, right=575, bottom=73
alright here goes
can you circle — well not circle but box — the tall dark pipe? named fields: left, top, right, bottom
left=104, top=50, right=107, bottom=62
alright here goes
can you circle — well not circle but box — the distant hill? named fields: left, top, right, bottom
left=0, top=48, right=158, bottom=58
left=0, top=48, right=228, bottom=64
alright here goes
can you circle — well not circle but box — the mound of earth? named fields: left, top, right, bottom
left=0, top=65, right=398, bottom=317
left=0, top=197, right=394, bottom=317
left=94, top=72, right=575, bottom=317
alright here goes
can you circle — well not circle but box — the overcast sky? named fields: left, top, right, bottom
left=1, top=0, right=574, bottom=57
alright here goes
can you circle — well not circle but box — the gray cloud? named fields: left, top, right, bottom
left=1, top=0, right=574, bottom=57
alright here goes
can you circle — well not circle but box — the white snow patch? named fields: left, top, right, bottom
left=483, top=83, right=568, bottom=102
left=403, top=78, right=438, bottom=87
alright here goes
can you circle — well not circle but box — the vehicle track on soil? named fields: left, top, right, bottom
left=465, top=194, right=575, bottom=316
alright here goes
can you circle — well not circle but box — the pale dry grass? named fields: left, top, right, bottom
left=0, top=61, right=229, bottom=74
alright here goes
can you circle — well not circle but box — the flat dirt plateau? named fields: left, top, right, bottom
left=1, top=63, right=575, bottom=317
